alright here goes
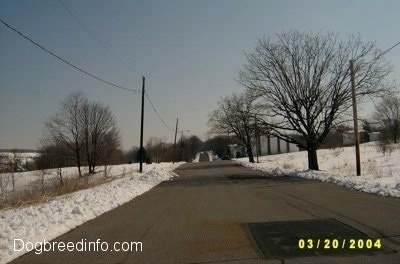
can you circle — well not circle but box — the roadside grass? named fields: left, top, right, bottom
left=0, top=170, right=129, bottom=210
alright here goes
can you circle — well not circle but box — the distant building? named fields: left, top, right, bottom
left=228, top=144, right=246, bottom=158
left=343, top=130, right=380, bottom=146
left=253, top=135, right=299, bottom=156
left=369, top=132, right=380, bottom=142
left=229, top=135, right=300, bottom=159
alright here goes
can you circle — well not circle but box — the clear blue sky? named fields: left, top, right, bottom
left=1, top=0, right=400, bottom=150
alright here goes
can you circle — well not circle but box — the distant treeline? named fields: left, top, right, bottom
left=0, top=149, right=39, bottom=153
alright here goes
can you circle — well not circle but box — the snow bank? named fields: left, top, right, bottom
left=192, top=151, right=217, bottom=163
left=235, top=143, right=400, bottom=198
left=0, top=162, right=183, bottom=264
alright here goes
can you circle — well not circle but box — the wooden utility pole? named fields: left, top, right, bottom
left=173, top=118, right=178, bottom=164
left=350, top=60, right=361, bottom=176
left=180, top=130, right=184, bottom=161
left=139, top=76, right=145, bottom=173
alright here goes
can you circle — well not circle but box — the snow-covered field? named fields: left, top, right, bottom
left=0, top=162, right=183, bottom=264
left=235, top=142, right=400, bottom=198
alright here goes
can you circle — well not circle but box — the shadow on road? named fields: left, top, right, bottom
left=167, top=160, right=310, bottom=188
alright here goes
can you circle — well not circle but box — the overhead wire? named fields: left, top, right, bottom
left=1, top=14, right=175, bottom=131
left=0, top=18, right=140, bottom=93
left=57, top=1, right=175, bottom=132
left=380, top=41, right=400, bottom=58
left=57, top=0, right=143, bottom=78
left=145, top=91, right=175, bottom=132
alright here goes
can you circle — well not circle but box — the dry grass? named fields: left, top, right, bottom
left=0, top=175, right=117, bottom=210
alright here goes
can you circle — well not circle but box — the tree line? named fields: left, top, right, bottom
left=125, top=135, right=239, bottom=164
left=25, top=91, right=237, bottom=175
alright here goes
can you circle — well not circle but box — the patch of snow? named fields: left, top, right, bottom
left=192, top=153, right=200, bottom=163
left=192, top=151, right=216, bottom=162
left=0, top=162, right=183, bottom=264
left=235, top=143, right=400, bottom=198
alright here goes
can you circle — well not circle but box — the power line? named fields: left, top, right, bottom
left=57, top=1, right=175, bottom=132
left=145, top=91, right=175, bottom=132
left=52, top=2, right=177, bottom=133
left=57, top=0, right=143, bottom=78
left=0, top=18, right=140, bottom=93
left=381, top=41, right=400, bottom=57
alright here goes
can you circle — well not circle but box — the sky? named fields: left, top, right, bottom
left=1, top=0, right=400, bottom=151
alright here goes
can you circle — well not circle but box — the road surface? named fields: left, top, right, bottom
left=10, top=161, right=400, bottom=263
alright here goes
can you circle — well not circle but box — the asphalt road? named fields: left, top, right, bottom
left=10, top=161, right=400, bottom=264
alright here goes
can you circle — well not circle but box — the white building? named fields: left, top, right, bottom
left=228, top=144, right=246, bottom=158
left=252, top=135, right=299, bottom=156
left=343, top=130, right=380, bottom=146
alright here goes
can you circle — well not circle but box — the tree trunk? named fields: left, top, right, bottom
left=307, top=145, right=319, bottom=170
left=75, top=149, right=82, bottom=178
left=246, top=143, right=255, bottom=163
left=57, top=166, right=63, bottom=186
left=393, top=130, right=398, bottom=143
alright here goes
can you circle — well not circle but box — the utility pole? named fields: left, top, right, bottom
left=180, top=130, right=184, bottom=161
left=173, top=118, right=178, bottom=164
left=139, top=76, right=145, bottom=173
left=350, top=60, right=361, bottom=176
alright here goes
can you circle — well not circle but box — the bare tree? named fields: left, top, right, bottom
left=43, top=92, right=120, bottom=178
left=10, top=150, right=22, bottom=191
left=177, top=135, right=203, bottom=162
left=202, top=135, right=240, bottom=158
left=98, top=129, right=121, bottom=165
left=208, top=92, right=257, bottom=162
left=36, top=143, right=71, bottom=185
left=0, top=173, right=11, bottom=200
left=239, top=31, right=391, bottom=170
left=125, top=146, right=140, bottom=163
left=9, top=150, right=23, bottom=173
left=146, top=137, right=167, bottom=163
left=44, top=92, right=85, bottom=177
left=80, top=100, right=120, bottom=174
left=0, top=150, right=24, bottom=174
left=185, top=135, right=203, bottom=161
left=0, top=154, right=7, bottom=173
left=373, top=94, right=400, bottom=143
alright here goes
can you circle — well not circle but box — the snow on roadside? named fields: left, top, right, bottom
left=192, top=151, right=217, bottom=163
left=0, top=162, right=183, bottom=264
left=235, top=143, right=400, bottom=198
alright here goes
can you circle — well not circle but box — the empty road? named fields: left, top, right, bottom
left=10, top=161, right=400, bottom=263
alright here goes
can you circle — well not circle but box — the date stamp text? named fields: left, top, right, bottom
left=298, top=238, right=382, bottom=250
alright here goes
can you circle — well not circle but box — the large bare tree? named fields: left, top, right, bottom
left=43, top=92, right=120, bottom=176
left=79, top=100, right=120, bottom=174
left=373, top=94, right=400, bottom=143
left=146, top=137, right=167, bottom=163
left=208, top=92, right=258, bottom=162
left=44, top=92, right=85, bottom=177
left=239, top=31, right=391, bottom=170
